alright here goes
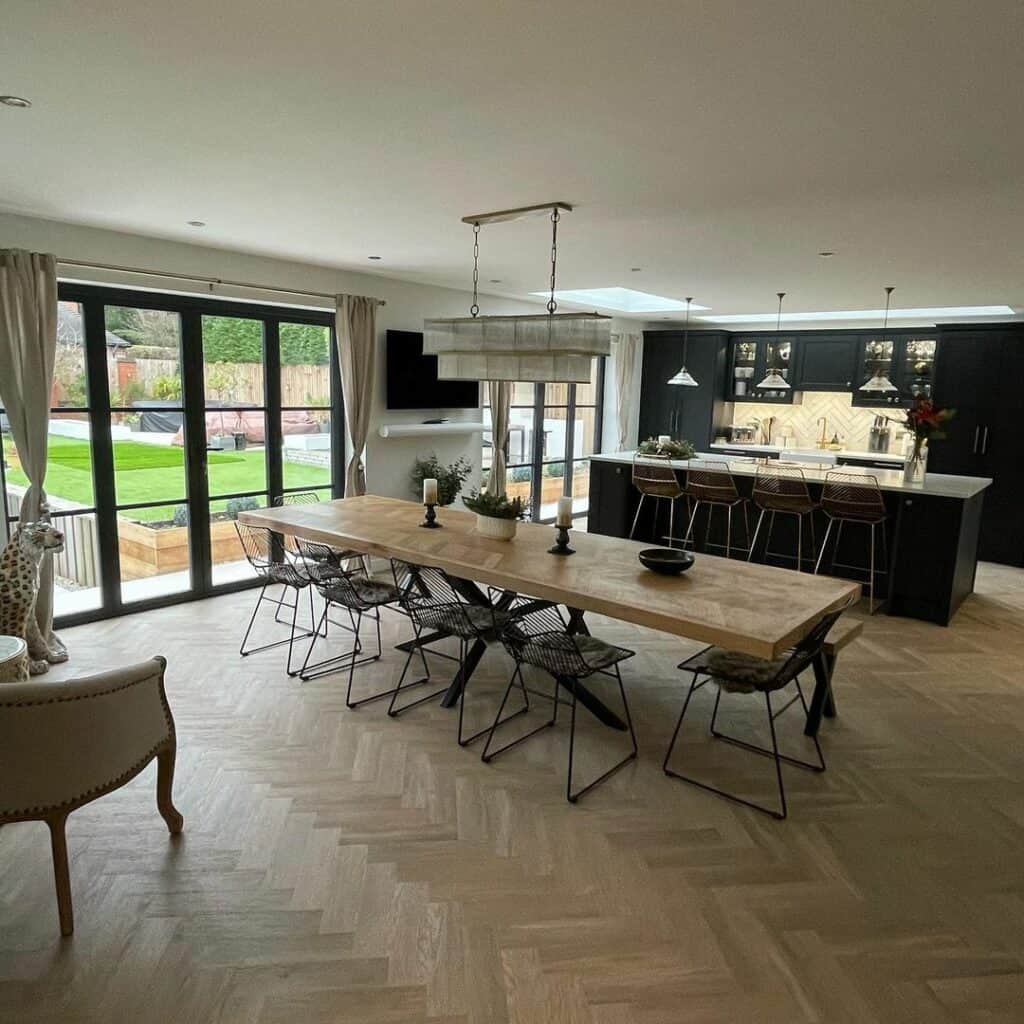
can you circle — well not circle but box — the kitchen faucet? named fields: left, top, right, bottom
left=817, top=416, right=828, bottom=448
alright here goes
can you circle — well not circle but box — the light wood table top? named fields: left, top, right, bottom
left=240, top=495, right=860, bottom=659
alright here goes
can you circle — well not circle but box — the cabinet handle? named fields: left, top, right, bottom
left=972, top=426, right=980, bottom=454
left=981, top=426, right=989, bottom=454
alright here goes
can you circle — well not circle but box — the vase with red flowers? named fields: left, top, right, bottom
left=889, top=398, right=955, bottom=484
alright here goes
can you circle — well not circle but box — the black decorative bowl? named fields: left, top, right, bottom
left=638, top=548, right=695, bottom=576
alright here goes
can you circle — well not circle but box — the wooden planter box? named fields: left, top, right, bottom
left=506, top=472, right=588, bottom=508
left=118, top=518, right=245, bottom=580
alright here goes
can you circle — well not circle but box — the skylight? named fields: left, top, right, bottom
left=698, top=305, right=1015, bottom=324
left=531, top=288, right=711, bottom=314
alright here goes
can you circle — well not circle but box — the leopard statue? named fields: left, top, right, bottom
left=0, top=521, right=68, bottom=675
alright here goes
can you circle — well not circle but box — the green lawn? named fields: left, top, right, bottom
left=4, top=434, right=331, bottom=523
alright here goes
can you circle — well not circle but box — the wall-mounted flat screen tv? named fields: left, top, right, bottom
left=385, top=329, right=479, bottom=410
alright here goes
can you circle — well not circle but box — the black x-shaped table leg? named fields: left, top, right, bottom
left=804, top=651, right=838, bottom=737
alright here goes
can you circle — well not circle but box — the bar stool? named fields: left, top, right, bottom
left=814, top=471, right=889, bottom=613
left=629, top=453, right=687, bottom=547
left=748, top=464, right=819, bottom=572
left=682, top=460, right=750, bottom=558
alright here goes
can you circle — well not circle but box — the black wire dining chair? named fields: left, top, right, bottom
left=663, top=597, right=856, bottom=819
left=293, top=539, right=431, bottom=708
left=482, top=603, right=638, bottom=804
left=388, top=560, right=529, bottom=746
left=235, top=521, right=317, bottom=676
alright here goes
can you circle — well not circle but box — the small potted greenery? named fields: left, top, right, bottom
left=410, top=453, right=473, bottom=506
left=462, top=488, right=524, bottom=541
left=637, top=436, right=696, bottom=459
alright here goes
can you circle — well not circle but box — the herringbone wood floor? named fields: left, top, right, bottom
left=2, top=564, right=1023, bottom=1023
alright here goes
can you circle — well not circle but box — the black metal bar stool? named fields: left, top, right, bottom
left=235, top=522, right=317, bottom=676
left=682, top=460, right=750, bottom=558
left=814, top=471, right=889, bottom=613
left=663, top=598, right=855, bottom=819
left=482, top=604, right=638, bottom=804
left=629, top=453, right=687, bottom=546
left=747, top=464, right=819, bottom=572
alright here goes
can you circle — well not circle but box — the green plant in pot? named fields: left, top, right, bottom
left=463, top=489, right=524, bottom=541
left=409, top=453, right=473, bottom=507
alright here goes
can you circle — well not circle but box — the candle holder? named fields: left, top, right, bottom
left=548, top=524, right=575, bottom=556
left=420, top=503, right=442, bottom=528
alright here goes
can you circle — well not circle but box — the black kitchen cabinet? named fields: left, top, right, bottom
left=851, top=331, right=939, bottom=407
left=794, top=335, right=858, bottom=391
left=727, top=335, right=796, bottom=403
left=638, top=330, right=732, bottom=448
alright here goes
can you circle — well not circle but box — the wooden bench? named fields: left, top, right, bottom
left=804, top=618, right=863, bottom=737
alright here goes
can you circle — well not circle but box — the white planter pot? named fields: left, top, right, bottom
left=475, top=514, right=517, bottom=541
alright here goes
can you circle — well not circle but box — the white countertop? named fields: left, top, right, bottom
left=710, top=442, right=904, bottom=464
left=594, top=451, right=992, bottom=499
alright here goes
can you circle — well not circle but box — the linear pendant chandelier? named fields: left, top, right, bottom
left=423, top=202, right=612, bottom=382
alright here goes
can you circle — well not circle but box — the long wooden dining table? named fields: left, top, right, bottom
left=240, top=495, right=860, bottom=729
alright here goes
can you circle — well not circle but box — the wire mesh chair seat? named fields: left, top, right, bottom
left=630, top=454, right=688, bottom=547
left=814, top=471, right=889, bottom=613
left=681, top=460, right=751, bottom=558
left=235, top=521, right=318, bottom=676
left=663, top=597, right=856, bottom=819
left=748, top=464, right=820, bottom=571
left=480, top=603, right=638, bottom=804
left=273, top=492, right=367, bottom=573
left=386, top=560, right=532, bottom=746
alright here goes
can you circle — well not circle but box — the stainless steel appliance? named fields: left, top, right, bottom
left=868, top=415, right=891, bottom=453
left=727, top=425, right=757, bottom=444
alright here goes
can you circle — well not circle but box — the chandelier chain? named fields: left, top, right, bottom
left=547, top=207, right=560, bottom=314
left=470, top=223, right=480, bottom=317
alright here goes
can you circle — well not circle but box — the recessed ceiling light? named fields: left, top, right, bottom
left=530, top=287, right=710, bottom=314
left=368, top=255, right=382, bottom=260
left=489, top=278, right=502, bottom=284
left=818, top=251, right=835, bottom=258
left=699, top=305, right=1016, bottom=324
left=630, top=267, right=642, bottom=272
left=0, top=95, right=31, bottom=108
left=186, top=220, right=206, bottom=227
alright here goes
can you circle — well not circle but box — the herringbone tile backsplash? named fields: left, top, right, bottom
left=727, top=391, right=906, bottom=451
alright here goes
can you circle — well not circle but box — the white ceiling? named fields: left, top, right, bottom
left=2, top=0, right=1023, bottom=324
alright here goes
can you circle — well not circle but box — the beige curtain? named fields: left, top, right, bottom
left=612, top=331, right=641, bottom=450
left=0, top=249, right=63, bottom=654
left=334, top=294, right=377, bottom=496
left=487, top=380, right=512, bottom=496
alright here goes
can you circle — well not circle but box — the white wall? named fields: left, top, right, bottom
left=0, top=212, right=548, bottom=501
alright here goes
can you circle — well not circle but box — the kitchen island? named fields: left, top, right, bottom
left=588, top=451, right=992, bottom=625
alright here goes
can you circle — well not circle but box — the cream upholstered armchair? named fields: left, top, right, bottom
left=0, top=657, right=183, bottom=936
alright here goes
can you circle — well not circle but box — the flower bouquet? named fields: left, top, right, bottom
left=888, top=398, right=954, bottom=483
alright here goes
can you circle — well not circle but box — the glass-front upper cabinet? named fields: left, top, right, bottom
left=899, top=337, right=937, bottom=401
left=853, top=333, right=938, bottom=406
left=727, top=336, right=796, bottom=404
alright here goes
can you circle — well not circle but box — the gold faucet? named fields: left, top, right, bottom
left=817, top=416, right=828, bottom=449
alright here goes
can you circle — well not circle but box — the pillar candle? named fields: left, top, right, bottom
left=423, top=478, right=438, bottom=505
left=657, top=434, right=671, bottom=445
left=556, top=495, right=573, bottom=527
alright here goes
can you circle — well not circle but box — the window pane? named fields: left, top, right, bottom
left=576, top=375, right=599, bottom=406
left=281, top=410, right=332, bottom=491
left=117, top=503, right=192, bottom=602
left=202, top=315, right=264, bottom=405
left=54, top=302, right=89, bottom=408
left=507, top=407, right=535, bottom=465
left=570, top=459, right=591, bottom=516
left=207, top=421, right=267, bottom=497
left=506, top=464, right=533, bottom=512
left=210, top=493, right=269, bottom=587
left=537, top=461, right=567, bottom=521
left=46, top=415, right=96, bottom=508
left=280, top=323, right=331, bottom=406
left=50, top=510, right=103, bottom=615
left=511, top=382, right=537, bottom=405
left=544, top=382, right=570, bottom=406
left=542, top=405, right=568, bottom=462
left=105, top=306, right=183, bottom=409
left=573, top=406, right=597, bottom=458
left=112, top=433, right=187, bottom=506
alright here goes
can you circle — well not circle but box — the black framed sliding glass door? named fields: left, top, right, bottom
left=0, top=283, right=343, bottom=627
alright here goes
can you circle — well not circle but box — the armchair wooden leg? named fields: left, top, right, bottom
left=47, top=813, right=74, bottom=937
left=156, top=743, right=184, bottom=835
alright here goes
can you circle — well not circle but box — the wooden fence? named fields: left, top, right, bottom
left=113, top=358, right=330, bottom=408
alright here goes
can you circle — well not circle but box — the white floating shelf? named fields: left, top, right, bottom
left=378, top=421, right=486, bottom=439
